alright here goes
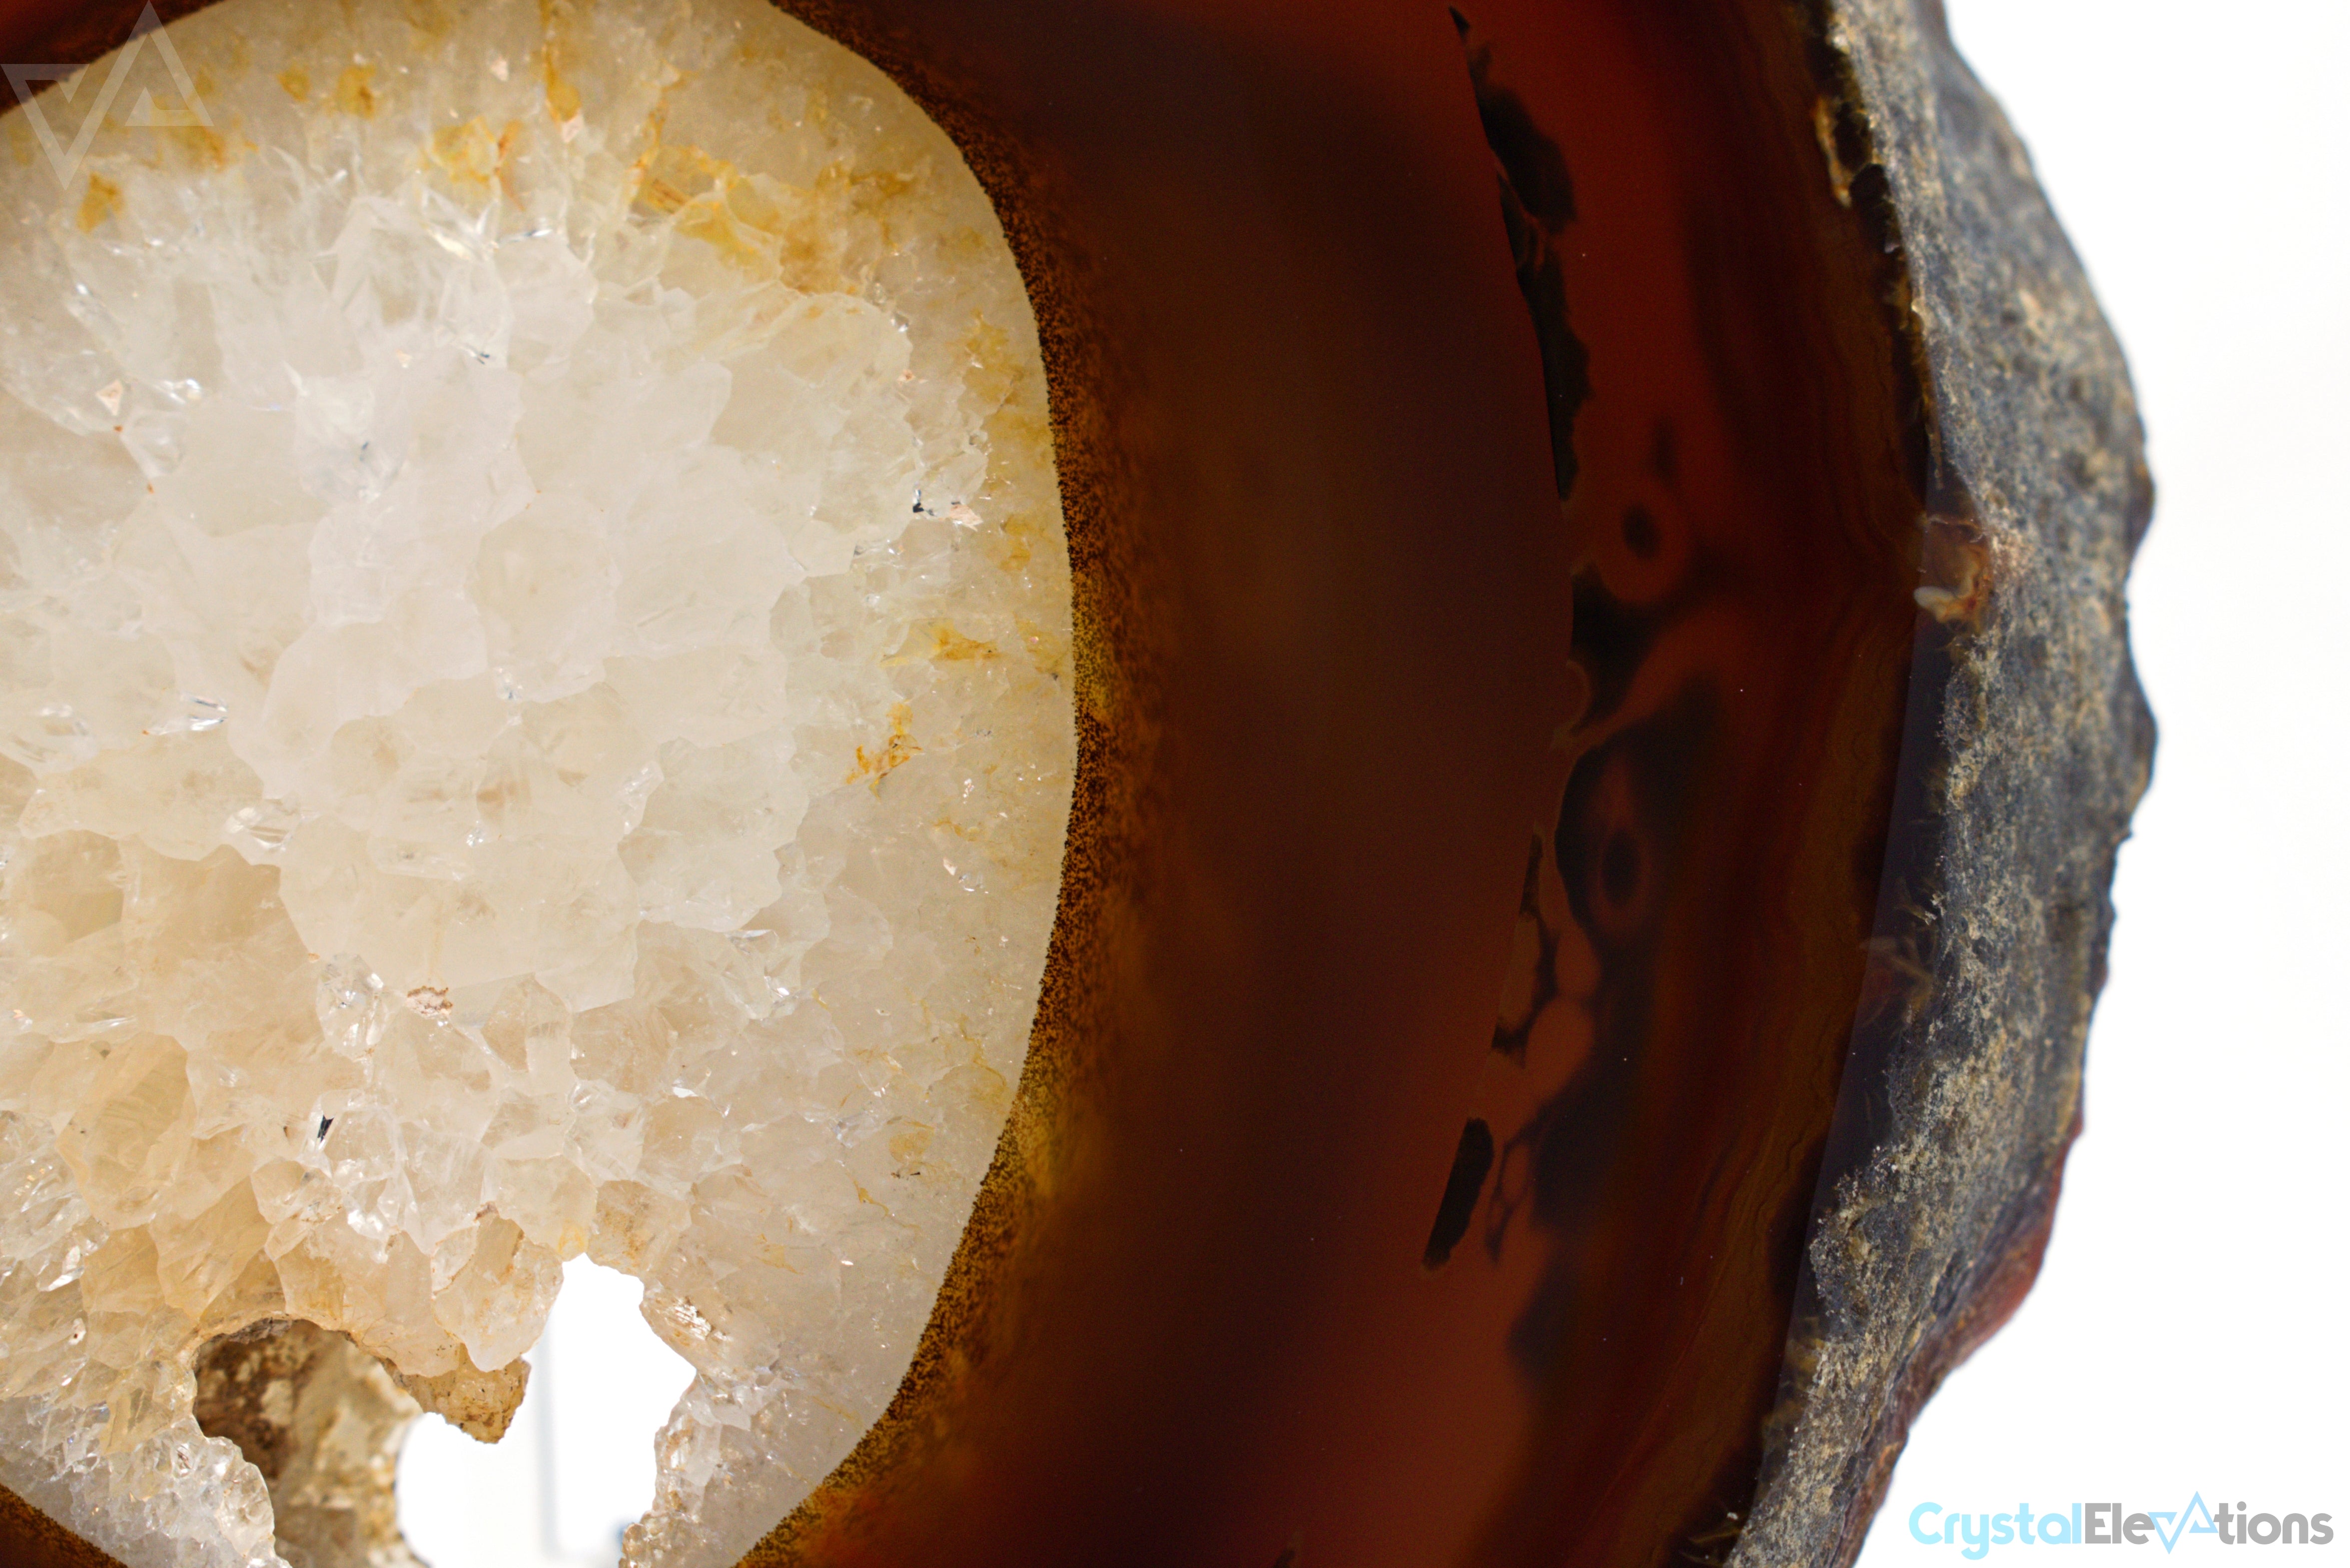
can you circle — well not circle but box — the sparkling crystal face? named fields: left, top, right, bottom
left=0, top=0, right=1075, bottom=1561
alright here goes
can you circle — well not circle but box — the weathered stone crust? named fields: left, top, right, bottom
left=1733, top=1, right=2154, bottom=1564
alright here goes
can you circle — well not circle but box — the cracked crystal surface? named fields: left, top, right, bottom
left=0, top=0, right=1074, bottom=1561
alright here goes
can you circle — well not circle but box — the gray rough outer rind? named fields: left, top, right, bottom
left=1733, top=0, right=2155, bottom=1565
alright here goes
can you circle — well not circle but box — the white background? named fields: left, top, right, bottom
left=1858, top=0, right=2349, bottom=1558
left=398, top=1258, right=694, bottom=1568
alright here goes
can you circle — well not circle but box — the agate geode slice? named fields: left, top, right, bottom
left=0, top=0, right=2149, bottom=1566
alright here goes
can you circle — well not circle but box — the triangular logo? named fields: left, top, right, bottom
left=2146, top=1493, right=2221, bottom=1554
left=3, top=4, right=211, bottom=190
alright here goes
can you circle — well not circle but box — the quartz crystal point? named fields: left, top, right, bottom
left=0, top=0, right=1073, bottom=1563
left=0, top=0, right=2150, bottom=1565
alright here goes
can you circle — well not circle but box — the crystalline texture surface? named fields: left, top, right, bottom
left=0, top=0, right=1074, bottom=1562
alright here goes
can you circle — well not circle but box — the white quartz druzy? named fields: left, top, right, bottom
left=0, top=0, right=1074, bottom=1562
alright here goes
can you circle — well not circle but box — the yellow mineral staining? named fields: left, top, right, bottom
left=333, top=63, right=377, bottom=117
left=631, top=140, right=862, bottom=286
left=886, top=1123, right=934, bottom=1167
left=398, top=0, right=461, bottom=44
left=992, top=515, right=1044, bottom=574
left=538, top=0, right=583, bottom=126
left=888, top=622, right=1002, bottom=666
left=958, top=316, right=1020, bottom=410
left=277, top=65, right=310, bottom=100
left=423, top=115, right=512, bottom=194
left=156, top=121, right=238, bottom=169
left=677, top=195, right=779, bottom=274
left=75, top=172, right=122, bottom=231
left=850, top=701, right=923, bottom=785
